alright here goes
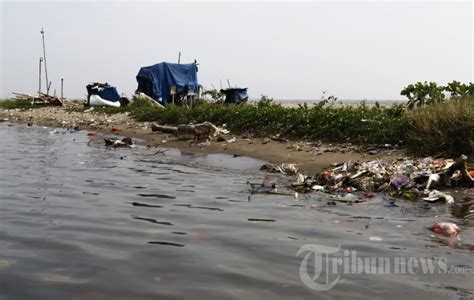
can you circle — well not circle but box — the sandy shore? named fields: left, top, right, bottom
left=0, top=106, right=406, bottom=174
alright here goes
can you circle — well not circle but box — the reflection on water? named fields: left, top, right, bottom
left=0, top=123, right=473, bottom=299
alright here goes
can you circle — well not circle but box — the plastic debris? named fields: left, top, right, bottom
left=312, top=185, right=325, bottom=191
left=260, top=163, right=298, bottom=175
left=423, top=190, right=455, bottom=204
left=390, top=173, right=411, bottom=190
left=429, top=222, right=461, bottom=238
left=104, top=137, right=133, bottom=147
left=226, top=137, right=236, bottom=144
left=425, top=174, right=440, bottom=190
left=197, top=140, right=211, bottom=148
left=87, top=131, right=96, bottom=137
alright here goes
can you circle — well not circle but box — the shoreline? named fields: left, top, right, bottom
left=0, top=106, right=407, bottom=174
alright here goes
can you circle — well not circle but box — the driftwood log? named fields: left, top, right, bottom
left=151, top=124, right=178, bottom=134
left=152, top=122, right=219, bottom=141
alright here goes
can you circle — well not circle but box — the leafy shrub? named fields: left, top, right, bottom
left=401, top=81, right=474, bottom=109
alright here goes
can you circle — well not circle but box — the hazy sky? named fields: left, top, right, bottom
left=1, top=1, right=472, bottom=100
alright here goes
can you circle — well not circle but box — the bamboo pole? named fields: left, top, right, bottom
left=38, top=57, right=43, bottom=96
left=41, top=28, right=49, bottom=95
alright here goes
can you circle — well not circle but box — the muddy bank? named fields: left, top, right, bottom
left=0, top=106, right=406, bottom=174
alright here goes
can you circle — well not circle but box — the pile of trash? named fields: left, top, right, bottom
left=260, top=155, right=474, bottom=204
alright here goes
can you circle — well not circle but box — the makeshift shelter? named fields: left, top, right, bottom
left=135, top=62, right=199, bottom=105
left=220, top=88, right=248, bottom=104
left=86, top=82, right=121, bottom=107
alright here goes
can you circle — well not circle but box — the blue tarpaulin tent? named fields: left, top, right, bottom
left=220, top=88, right=248, bottom=104
left=136, top=62, right=198, bottom=105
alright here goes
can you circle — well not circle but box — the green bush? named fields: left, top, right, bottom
left=401, top=81, right=474, bottom=109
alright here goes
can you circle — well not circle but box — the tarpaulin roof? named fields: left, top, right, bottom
left=86, top=83, right=120, bottom=102
left=136, top=62, right=198, bottom=105
left=220, top=88, right=248, bottom=104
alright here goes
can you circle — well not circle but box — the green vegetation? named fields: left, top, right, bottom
left=131, top=99, right=408, bottom=145
left=0, top=99, right=35, bottom=109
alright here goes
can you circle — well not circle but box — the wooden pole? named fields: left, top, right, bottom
left=41, top=28, right=49, bottom=95
left=61, top=78, right=64, bottom=99
left=178, top=52, right=181, bottom=64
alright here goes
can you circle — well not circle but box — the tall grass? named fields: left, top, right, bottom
left=404, top=96, right=474, bottom=156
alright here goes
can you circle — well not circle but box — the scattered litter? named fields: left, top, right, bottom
left=369, top=236, right=383, bottom=241
left=111, top=127, right=121, bottom=132
left=87, top=131, right=96, bottom=137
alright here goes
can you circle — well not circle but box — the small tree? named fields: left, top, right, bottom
left=401, top=81, right=445, bottom=109
left=257, top=94, right=274, bottom=107
left=445, top=81, right=474, bottom=98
